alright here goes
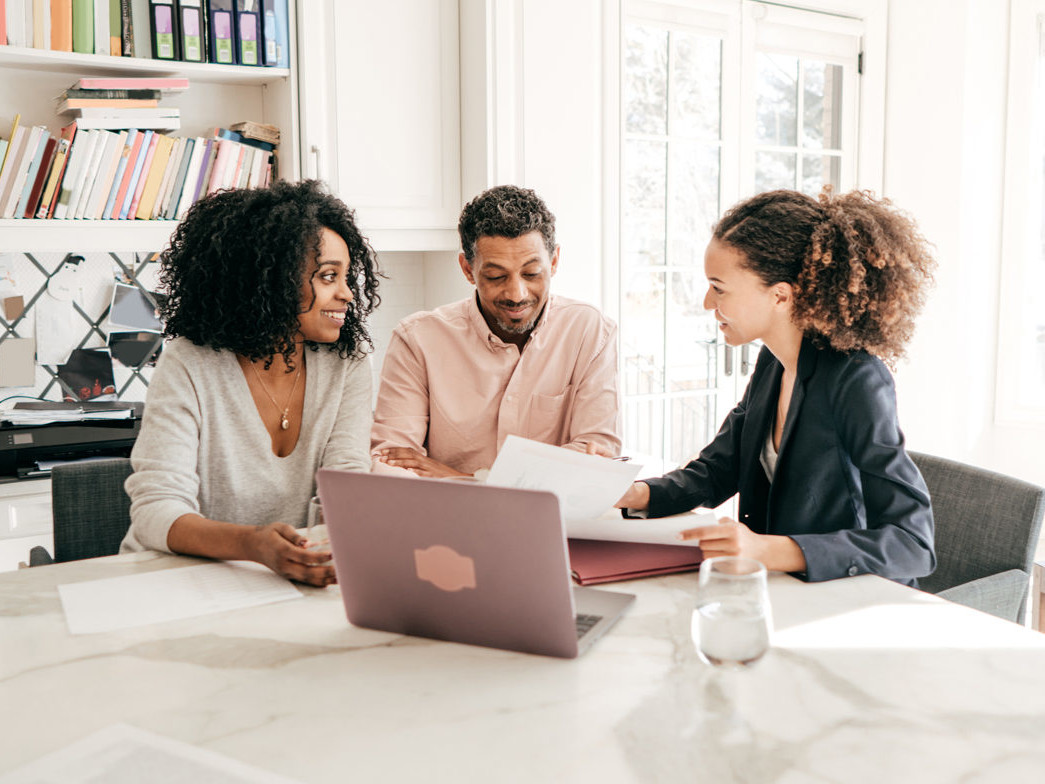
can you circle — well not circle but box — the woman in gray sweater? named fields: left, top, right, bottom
left=121, top=180, right=381, bottom=587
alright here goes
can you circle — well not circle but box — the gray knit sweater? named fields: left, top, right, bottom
left=121, top=337, right=372, bottom=553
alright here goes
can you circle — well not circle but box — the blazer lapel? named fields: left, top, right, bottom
left=776, top=338, right=818, bottom=462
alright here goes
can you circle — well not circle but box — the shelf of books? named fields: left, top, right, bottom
left=0, top=45, right=290, bottom=85
left=0, top=74, right=283, bottom=252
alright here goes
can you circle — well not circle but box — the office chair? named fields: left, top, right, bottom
left=911, top=451, right=1045, bottom=624
left=28, top=457, right=134, bottom=566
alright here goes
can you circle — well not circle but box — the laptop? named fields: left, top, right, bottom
left=316, top=470, right=635, bottom=659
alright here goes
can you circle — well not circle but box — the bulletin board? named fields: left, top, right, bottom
left=0, top=251, right=163, bottom=403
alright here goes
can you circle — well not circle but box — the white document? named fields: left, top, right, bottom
left=0, top=723, right=300, bottom=784
left=566, top=508, right=719, bottom=546
left=486, top=435, right=642, bottom=523
left=58, top=561, right=303, bottom=635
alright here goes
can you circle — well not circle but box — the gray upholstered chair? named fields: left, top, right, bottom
left=29, top=457, right=133, bottom=566
left=911, top=451, right=1045, bottom=624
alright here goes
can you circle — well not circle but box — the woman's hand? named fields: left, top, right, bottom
left=245, top=523, right=337, bottom=587
left=614, top=481, right=651, bottom=511
left=678, top=517, right=807, bottom=573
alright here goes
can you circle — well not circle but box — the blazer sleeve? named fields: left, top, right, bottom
left=789, top=358, right=936, bottom=582
left=641, top=368, right=757, bottom=517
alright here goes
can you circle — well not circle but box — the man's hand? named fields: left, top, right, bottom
left=375, top=448, right=470, bottom=479
left=245, top=523, right=337, bottom=587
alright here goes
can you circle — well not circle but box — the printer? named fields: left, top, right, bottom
left=0, top=402, right=143, bottom=482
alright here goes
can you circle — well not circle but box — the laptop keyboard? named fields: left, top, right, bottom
left=575, top=613, right=603, bottom=639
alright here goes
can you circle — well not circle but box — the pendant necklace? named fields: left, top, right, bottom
left=250, top=359, right=302, bottom=431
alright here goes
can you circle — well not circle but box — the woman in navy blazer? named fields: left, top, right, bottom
left=617, top=189, right=937, bottom=585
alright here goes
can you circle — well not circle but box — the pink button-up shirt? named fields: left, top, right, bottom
left=371, top=294, right=621, bottom=474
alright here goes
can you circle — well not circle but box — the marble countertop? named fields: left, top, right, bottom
left=3, top=552, right=1045, bottom=782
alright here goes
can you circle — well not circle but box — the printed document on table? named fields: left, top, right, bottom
left=566, top=508, right=719, bottom=546
left=486, top=435, right=642, bottom=523
left=0, top=723, right=300, bottom=784
left=58, top=561, right=303, bottom=635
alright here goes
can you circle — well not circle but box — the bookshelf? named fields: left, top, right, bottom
left=0, top=5, right=300, bottom=254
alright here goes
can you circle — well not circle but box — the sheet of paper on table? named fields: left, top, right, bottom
left=566, top=508, right=718, bottom=547
left=486, top=435, right=642, bottom=523
left=0, top=724, right=300, bottom=784
left=58, top=561, right=303, bottom=635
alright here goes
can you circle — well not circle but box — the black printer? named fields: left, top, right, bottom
left=0, top=402, right=143, bottom=482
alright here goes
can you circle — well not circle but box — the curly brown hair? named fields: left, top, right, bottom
left=458, top=185, right=556, bottom=262
left=713, top=188, right=935, bottom=365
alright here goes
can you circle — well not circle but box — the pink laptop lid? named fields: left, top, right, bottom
left=316, top=469, right=583, bottom=658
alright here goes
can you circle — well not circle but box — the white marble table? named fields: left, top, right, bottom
left=3, top=552, right=1045, bottom=783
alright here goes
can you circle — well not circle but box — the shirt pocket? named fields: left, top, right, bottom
left=526, top=385, right=574, bottom=445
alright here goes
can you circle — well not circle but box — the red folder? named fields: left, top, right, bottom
left=567, top=539, right=704, bottom=585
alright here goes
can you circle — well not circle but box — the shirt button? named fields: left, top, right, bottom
left=847, top=566, right=858, bottom=577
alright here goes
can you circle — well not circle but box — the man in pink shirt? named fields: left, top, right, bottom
left=372, top=185, right=621, bottom=478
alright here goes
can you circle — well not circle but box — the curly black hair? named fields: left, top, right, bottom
left=458, top=184, right=556, bottom=262
left=159, top=180, right=381, bottom=368
left=713, top=188, right=935, bottom=366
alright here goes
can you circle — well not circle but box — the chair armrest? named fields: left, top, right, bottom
left=28, top=546, right=54, bottom=567
left=937, top=569, right=1030, bottom=624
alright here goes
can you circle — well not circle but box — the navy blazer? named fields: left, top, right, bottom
left=643, top=339, right=935, bottom=584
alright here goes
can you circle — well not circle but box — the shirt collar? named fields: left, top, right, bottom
left=467, top=293, right=555, bottom=350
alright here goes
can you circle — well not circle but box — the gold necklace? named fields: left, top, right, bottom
left=250, top=359, right=302, bottom=431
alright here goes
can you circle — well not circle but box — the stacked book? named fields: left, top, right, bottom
left=56, top=76, right=186, bottom=131
left=0, top=111, right=277, bottom=221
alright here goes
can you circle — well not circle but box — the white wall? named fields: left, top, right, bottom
left=882, top=0, right=1042, bottom=483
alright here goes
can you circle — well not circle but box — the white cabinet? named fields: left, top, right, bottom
left=0, top=479, right=51, bottom=571
left=0, top=12, right=301, bottom=254
left=297, top=0, right=461, bottom=251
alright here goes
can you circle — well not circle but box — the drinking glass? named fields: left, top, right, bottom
left=305, top=495, right=331, bottom=558
left=691, top=556, right=771, bottom=668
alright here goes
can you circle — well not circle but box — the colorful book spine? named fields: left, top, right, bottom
left=23, top=135, right=59, bottom=218
left=71, top=0, right=95, bottom=52
left=51, top=0, right=74, bottom=50
left=126, top=130, right=159, bottom=218
left=118, top=129, right=152, bottom=218
left=102, top=128, right=137, bottom=219
left=38, top=122, right=78, bottom=218
left=17, top=133, right=55, bottom=219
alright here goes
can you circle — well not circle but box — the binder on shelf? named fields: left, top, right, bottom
left=51, top=0, right=73, bottom=51
left=176, top=0, right=205, bottom=62
left=148, top=0, right=178, bottom=60
left=260, top=0, right=279, bottom=67
left=93, top=0, right=110, bottom=55
left=38, top=122, right=77, bottom=218
left=206, top=0, right=234, bottom=64
left=108, top=0, right=122, bottom=55
left=32, top=0, right=51, bottom=49
left=23, top=135, right=59, bottom=218
left=71, top=0, right=94, bottom=53
left=233, top=0, right=259, bottom=66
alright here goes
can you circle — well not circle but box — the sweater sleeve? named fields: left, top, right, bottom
left=320, top=355, right=373, bottom=472
left=121, top=347, right=205, bottom=553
